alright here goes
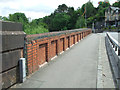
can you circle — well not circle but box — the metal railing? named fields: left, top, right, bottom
left=106, top=32, right=120, bottom=89
left=106, top=32, right=120, bottom=56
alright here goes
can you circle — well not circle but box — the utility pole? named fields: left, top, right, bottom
left=92, top=22, right=95, bottom=33
left=85, top=3, right=87, bottom=28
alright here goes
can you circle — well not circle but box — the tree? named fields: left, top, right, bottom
left=0, top=16, right=2, bottom=20
left=87, top=16, right=95, bottom=27
left=98, top=1, right=110, bottom=8
left=75, top=16, right=86, bottom=28
left=49, top=13, right=70, bottom=31
left=112, top=1, right=120, bottom=8
left=54, top=4, right=68, bottom=13
left=67, top=7, right=74, bottom=16
left=30, top=18, right=48, bottom=29
left=2, top=16, right=9, bottom=21
left=95, top=1, right=110, bottom=22
left=81, top=2, right=97, bottom=18
left=67, top=7, right=78, bottom=29
left=9, top=12, right=28, bottom=25
left=43, top=4, right=76, bottom=31
left=24, top=25, right=49, bottom=34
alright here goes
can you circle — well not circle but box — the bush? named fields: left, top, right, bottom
left=24, top=25, right=49, bottom=35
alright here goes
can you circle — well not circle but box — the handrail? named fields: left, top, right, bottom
left=106, top=32, right=120, bottom=50
left=106, top=33, right=120, bottom=89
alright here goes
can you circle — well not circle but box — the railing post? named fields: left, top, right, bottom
left=115, top=46, right=117, bottom=51
left=118, top=48, right=120, bottom=56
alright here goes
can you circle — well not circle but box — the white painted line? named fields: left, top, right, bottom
left=66, top=48, right=69, bottom=50
left=60, top=51, right=64, bottom=54
left=51, top=55, right=57, bottom=61
left=97, top=36, right=103, bottom=88
left=39, top=62, right=47, bottom=68
left=75, top=42, right=78, bottom=44
left=70, top=44, right=74, bottom=48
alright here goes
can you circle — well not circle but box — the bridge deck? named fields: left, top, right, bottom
left=14, top=34, right=115, bottom=88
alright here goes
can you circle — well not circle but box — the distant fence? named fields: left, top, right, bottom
left=25, top=29, right=92, bottom=75
left=0, top=21, right=92, bottom=89
left=105, top=32, right=120, bottom=89
left=93, top=29, right=120, bottom=33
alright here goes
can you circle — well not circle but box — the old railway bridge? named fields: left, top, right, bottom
left=0, top=21, right=120, bottom=89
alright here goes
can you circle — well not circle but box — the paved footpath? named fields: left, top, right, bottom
left=14, top=34, right=115, bottom=88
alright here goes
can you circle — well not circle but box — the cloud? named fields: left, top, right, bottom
left=0, top=0, right=55, bottom=19
left=22, top=11, right=50, bottom=19
left=0, top=0, right=16, bottom=3
left=24, top=5, right=54, bottom=14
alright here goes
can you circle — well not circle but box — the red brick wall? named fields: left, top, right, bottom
left=71, top=35, right=74, bottom=46
left=26, top=29, right=92, bottom=75
left=66, top=36, right=70, bottom=49
left=79, top=33, right=81, bottom=40
left=77, top=34, right=79, bottom=42
left=75, top=35, right=77, bottom=43
left=38, top=43, right=47, bottom=65
left=50, top=40, right=57, bottom=58
left=27, top=43, right=33, bottom=74
left=59, top=38, right=64, bottom=53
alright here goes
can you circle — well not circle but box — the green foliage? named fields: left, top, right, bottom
left=87, top=16, right=95, bottom=27
left=49, top=13, right=70, bottom=31
left=6, top=12, right=49, bottom=34
left=75, top=16, right=85, bottom=28
left=81, top=2, right=97, bottom=18
left=54, top=4, right=68, bottom=13
left=42, top=4, right=76, bottom=31
left=9, top=12, right=28, bottom=25
left=67, top=8, right=78, bottom=29
left=2, top=16, right=9, bottom=21
left=30, top=18, right=48, bottom=29
left=112, top=1, right=120, bottom=8
left=24, top=25, right=49, bottom=34
left=96, top=1, right=110, bottom=22
left=98, top=1, right=110, bottom=8
left=0, top=16, right=2, bottom=20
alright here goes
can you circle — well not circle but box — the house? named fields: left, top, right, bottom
left=105, top=6, right=120, bottom=27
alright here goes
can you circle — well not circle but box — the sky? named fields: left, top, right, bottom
left=0, top=0, right=116, bottom=20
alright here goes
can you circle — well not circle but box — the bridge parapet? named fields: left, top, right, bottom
left=25, top=29, right=92, bottom=75
left=0, top=21, right=91, bottom=89
left=0, top=21, right=26, bottom=89
left=106, top=32, right=120, bottom=89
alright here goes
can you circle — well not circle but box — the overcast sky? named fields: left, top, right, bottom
left=0, top=0, right=116, bottom=20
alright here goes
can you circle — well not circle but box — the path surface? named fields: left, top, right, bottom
left=14, top=34, right=115, bottom=88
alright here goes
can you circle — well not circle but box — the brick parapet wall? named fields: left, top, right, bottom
left=26, top=29, right=92, bottom=75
